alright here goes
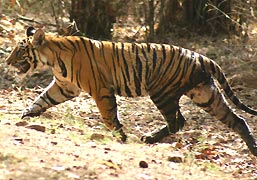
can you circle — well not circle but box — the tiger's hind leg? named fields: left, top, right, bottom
left=186, top=80, right=257, bottom=156
left=141, top=96, right=186, bottom=144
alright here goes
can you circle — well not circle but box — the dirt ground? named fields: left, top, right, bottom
left=0, top=12, right=257, bottom=180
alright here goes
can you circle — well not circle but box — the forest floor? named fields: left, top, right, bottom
left=0, top=11, right=257, bottom=180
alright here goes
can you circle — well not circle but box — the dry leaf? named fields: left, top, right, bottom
left=26, top=125, right=46, bottom=132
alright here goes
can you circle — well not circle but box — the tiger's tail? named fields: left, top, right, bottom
left=204, top=58, right=257, bottom=115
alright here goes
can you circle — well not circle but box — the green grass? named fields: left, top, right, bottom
left=0, top=152, right=24, bottom=166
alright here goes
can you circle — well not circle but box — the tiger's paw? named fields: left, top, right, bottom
left=120, top=133, right=127, bottom=142
left=140, top=135, right=159, bottom=144
left=21, top=107, right=46, bottom=119
left=141, top=126, right=170, bottom=144
left=21, top=110, right=41, bottom=119
left=113, top=128, right=127, bottom=143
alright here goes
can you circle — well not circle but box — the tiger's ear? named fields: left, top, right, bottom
left=32, top=29, right=45, bottom=47
left=26, top=26, right=36, bottom=37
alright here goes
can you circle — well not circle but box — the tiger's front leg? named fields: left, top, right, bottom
left=93, top=88, right=127, bottom=142
left=22, top=79, right=80, bottom=119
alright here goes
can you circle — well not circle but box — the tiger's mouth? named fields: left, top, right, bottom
left=12, top=60, right=31, bottom=75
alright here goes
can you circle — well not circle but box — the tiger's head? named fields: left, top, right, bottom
left=5, top=27, right=47, bottom=77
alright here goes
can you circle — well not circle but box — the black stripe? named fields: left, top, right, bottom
left=67, top=38, right=77, bottom=51
left=58, top=86, right=76, bottom=99
left=157, top=45, right=165, bottom=72
left=141, top=45, right=150, bottom=81
left=76, top=70, right=82, bottom=89
left=216, top=93, right=223, bottom=107
left=199, top=55, right=206, bottom=73
left=148, top=46, right=166, bottom=88
left=121, top=43, right=130, bottom=82
left=231, top=95, right=240, bottom=105
left=191, top=51, right=195, bottom=60
left=219, top=73, right=226, bottom=84
left=111, top=47, right=121, bottom=95
left=115, top=45, right=120, bottom=67
left=136, top=46, right=142, bottom=81
left=57, top=53, right=67, bottom=77
left=52, top=41, right=64, bottom=50
left=132, top=67, right=141, bottom=96
left=45, top=92, right=59, bottom=105
left=40, top=96, right=51, bottom=106
left=178, top=47, right=182, bottom=55
left=100, top=41, right=108, bottom=66
left=112, top=42, right=116, bottom=55
left=34, top=102, right=43, bottom=108
left=152, top=48, right=157, bottom=71
left=128, top=45, right=131, bottom=57
left=132, top=42, right=135, bottom=53
left=189, top=62, right=196, bottom=83
left=141, top=44, right=148, bottom=60
left=52, top=41, right=70, bottom=50
left=31, top=48, right=38, bottom=68
left=112, top=43, right=121, bottom=94
left=89, top=40, right=104, bottom=84
left=80, top=37, right=97, bottom=90
left=54, top=76, right=64, bottom=83
left=180, top=51, right=191, bottom=77
left=224, top=85, right=233, bottom=97
left=162, top=44, right=166, bottom=62
left=121, top=69, right=132, bottom=97
left=147, top=43, right=151, bottom=52
left=188, top=51, right=196, bottom=82
left=120, top=44, right=132, bottom=97
left=89, top=40, right=96, bottom=60
left=75, top=40, right=81, bottom=51
left=210, top=60, right=216, bottom=74
left=162, top=46, right=175, bottom=78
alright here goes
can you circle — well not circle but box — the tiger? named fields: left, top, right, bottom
left=5, top=26, right=257, bottom=157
